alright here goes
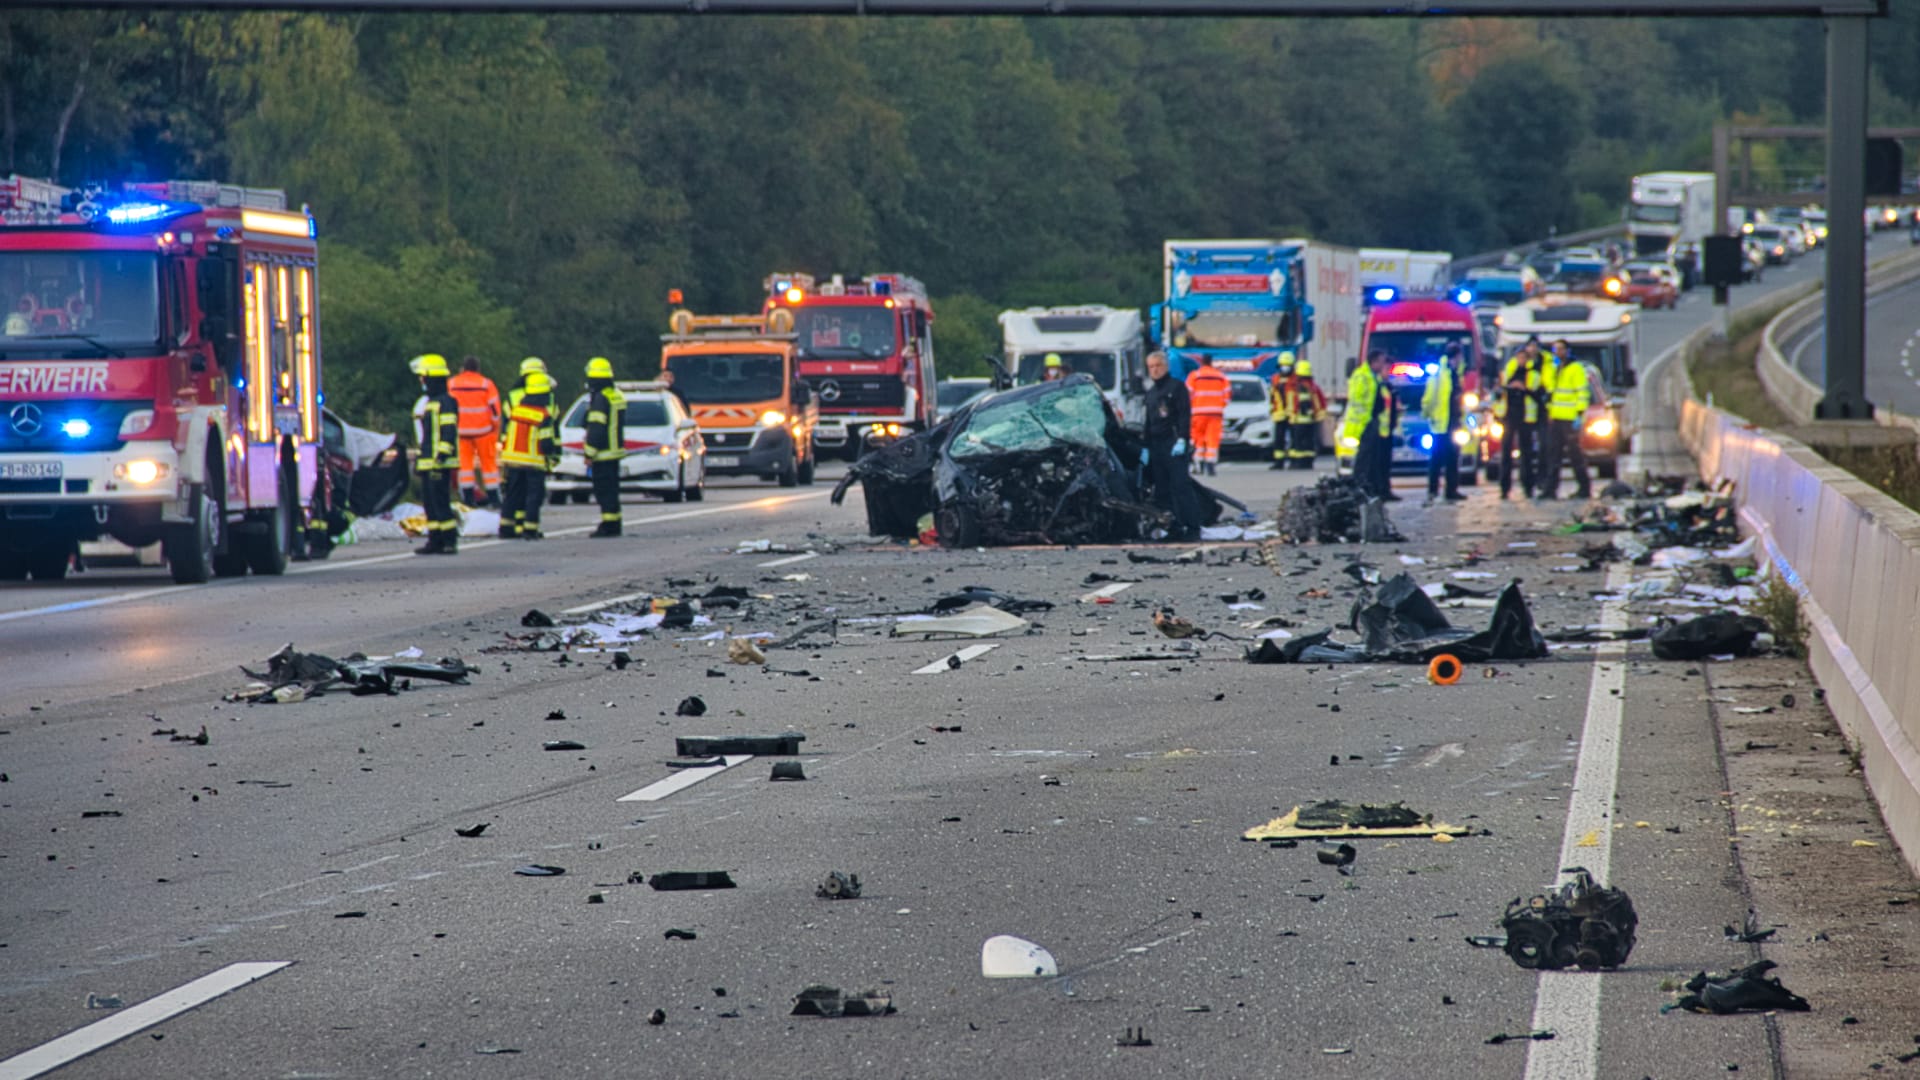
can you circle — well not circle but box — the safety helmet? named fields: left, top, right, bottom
left=524, top=372, right=554, bottom=394
left=585, top=356, right=614, bottom=379
left=1296, top=361, right=1312, bottom=377
left=1044, top=353, right=1063, bottom=368
left=1278, top=350, right=1297, bottom=367
left=520, top=356, right=548, bottom=376
left=413, top=353, right=449, bottom=378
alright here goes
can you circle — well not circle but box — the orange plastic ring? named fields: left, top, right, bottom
left=1428, top=654, right=1463, bottom=686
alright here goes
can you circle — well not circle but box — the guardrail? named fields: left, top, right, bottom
left=1758, top=247, right=1920, bottom=428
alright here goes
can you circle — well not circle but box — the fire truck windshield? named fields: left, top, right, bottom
left=666, top=353, right=789, bottom=405
left=0, top=252, right=160, bottom=358
left=792, top=307, right=896, bottom=360
left=1369, top=329, right=1473, bottom=371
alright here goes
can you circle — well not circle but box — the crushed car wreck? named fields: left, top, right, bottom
left=831, top=375, right=1248, bottom=547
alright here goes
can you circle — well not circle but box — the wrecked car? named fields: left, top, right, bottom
left=832, top=374, right=1246, bottom=547
left=309, top=408, right=409, bottom=557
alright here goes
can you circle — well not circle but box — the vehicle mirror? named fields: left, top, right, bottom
left=200, top=316, right=238, bottom=372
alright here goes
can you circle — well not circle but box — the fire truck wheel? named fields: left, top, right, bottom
left=245, top=468, right=295, bottom=576
left=25, top=544, right=69, bottom=581
left=165, top=484, right=220, bottom=585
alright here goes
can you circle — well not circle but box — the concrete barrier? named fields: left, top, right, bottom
left=1680, top=395, right=1920, bottom=876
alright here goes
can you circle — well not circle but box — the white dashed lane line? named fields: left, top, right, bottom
left=912, top=643, right=999, bottom=675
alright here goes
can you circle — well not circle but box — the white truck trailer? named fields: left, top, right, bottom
left=998, top=305, right=1147, bottom=429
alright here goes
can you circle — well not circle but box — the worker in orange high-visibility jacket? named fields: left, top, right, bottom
left=1185, top=357, right=1231, bottom=477
left=448, top=355, right=502, bottom=507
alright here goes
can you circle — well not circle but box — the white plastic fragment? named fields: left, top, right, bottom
left=982, top=935, right=1059, bottom=979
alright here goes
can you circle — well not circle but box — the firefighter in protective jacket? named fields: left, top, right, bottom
left=1272, top=354, right=1327, bottom=471
left=498, top=372, right=559, bottom=539
left=412, top=354, right=461, bottom=555
left=583, top=357, right=626, bottom=537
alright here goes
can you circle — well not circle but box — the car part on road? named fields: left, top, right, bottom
left=521, top=609, right=555, bottom=627
left=542, top=740, right=586, bottom=752
left=981, top=935, right=1058, bottom=979
left=791, top=985, right=895, bottom=1018
left=234, top=643, right=476, bottom=702
left=1651, top=613, right=1771, bottom=660
left=1244, top=801, right=1472, bottom=842
left=675, top=695, right=707, bottom=717
left=926, top=587, right=1055, bottom=614
left=1498, top=867, right=1637, bottom=971
left=1245, top=578, right=1547, bottom=665
left=1277, top=475, right=1403, bottom=544
left=514, top=865, right=566, bottom=877
left=891, top=604, right=1029, bottom=640
left=1316, top=842, right=1357, bottom=869
left=663, top=928, right=698, bottom=941
left=817, top=871, right=862, bottom=899
left=769, top=761, right=807, bottom=781
left=1665, top=960, right=1811, bottom=1014
left=1117, top=1027, right=1153, bottom=1047
left=727, top=637, right=767, bottom=665
left=675, top=732, right=805, bottom=756
left=1485, top=1030, right=1556, bottom=1044
left=1428, top=654, right=1463, bottom=684
left=647, top=871, right=737, bottom=891
left=454, top=823, right=489, bottom=838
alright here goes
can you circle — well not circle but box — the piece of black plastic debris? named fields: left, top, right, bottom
left=514, top=864, right=566, bottom=877
left=675, top=696, right=707, bottom=717
left=1117, top=1026, right=1153, bottom=1047
left=675, top=732, right=805, bottom=756
left=714, top=988, right=728, bottom=997
left=1486, top=1030, right=1556, bottom=1044
left=1329, top=755, right=1341, bottom=766
left=475, top=1045, right=522, bottom=1055
left=1650, top=613, right=1770, bottom=661
left=587, top=893, right=605, bottom=904
left=1724, top=919, right=1778, bottom=944
left=665, top=756, right=725, bottom=770
left=542, top=740, right=586, bottom=752
left=1267, top=838, right=1299, bottom=849
left=1317, top=842, right=1357, bottom=868
left=1465, top=935, right=1508, bottom=949
left=946, top=653, right=962, bottom=670
left=521, top=609, right=555, bottom=628
left=1667, top=960, right=1811, bottom=1014
left=1499, top=867, right=1636, bottom=970
left=706, top=668, right=726, bottom=678
left=81, top=810, right=123, bottom=818
left=454, top=823, right=489, bottom=838
left=1780, top=693, right=1795, bottom=709
left=647, top=1009, right=666, bottom=1026
left=545, top=709, right=567, bottom=721
left=931, top=725, right=963, bottom=733
left=791, top=985, right=895, bottom=1018
left=769, top=761, right=807, bottom=781
left=817, top=871, right=862, bottom=899
left=335, top=911, right=367, bottom=919
left=649, top=871, right=736, bottom=891
left=663, top=928, right=698, bottom=941
left=612, top=651, right=632, bottom=670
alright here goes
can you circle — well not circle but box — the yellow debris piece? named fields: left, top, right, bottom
left=1852, top=839, right=1880, bottom=848
left=1432, top=833, right=1455, bottom=844
left=1634, top=821, right=1651, bottom=828
left=1575, top=830, right=1601, bottom=848
left=1241, top=805, right=1472, bottom=842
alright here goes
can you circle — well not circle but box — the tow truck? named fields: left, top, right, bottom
left=764, top=272, right=935, bottom=458
left=1, top=176, right=323, bottom=583
left=1490, top=295, right=1640, bottom=479
left=661, top=306, right=817, bottom=486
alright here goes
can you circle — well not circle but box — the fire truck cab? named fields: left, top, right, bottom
left=661, top=307, right=817, bottom=487
left=764, top=272, right=936, bottom=458
left=0, top=176, right=323, bottom=583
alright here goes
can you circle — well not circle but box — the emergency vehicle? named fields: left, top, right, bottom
left=1, top=176, right=322, bottom=583
left=1338, top=288, right=1486, bottom=482
left=763, top=272, right=935, bottom=458
left=661, top=306, right=817, bottom=486
left=997, top=305, right=1146, bottom=429
left=1491, top=295, right=1639, bottom=479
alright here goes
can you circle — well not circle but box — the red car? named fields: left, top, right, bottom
left=1621, top=271, right=1678, bottom=309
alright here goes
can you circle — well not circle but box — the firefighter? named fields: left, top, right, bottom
left=1267, top=350, right=1296, bottom=470
left=505, top=357, right=548, bottom=415
left=1185, top=356, right=1230, bottom=476
left=1143, top=350, right=1201, bottom=540
left=1496, top=340, right=1548, bottom=500
left=498, top=372, right=559, bottom=539
left=1422, top=343, right=1467, bottom=503
left=583, top=356, right=627, bottom=537
left=1284, top=359, right=1327, bottom=470
left=449, top=356, right=502, bottom=508
left=1538, top=339, right=1593, bottom=501
left=1342, top=350, right=1396, bottom=500
left=411, top=354, right=461, bottom=555
left=1041, top=353, right=1067, bottom=382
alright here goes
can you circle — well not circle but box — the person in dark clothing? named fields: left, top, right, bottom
left=411, top=354, right=461, bottom=555
left=1143, top=351, right=1202, bottom=540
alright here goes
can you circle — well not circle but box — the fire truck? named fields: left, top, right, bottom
left=763, top=272, right=936, bottom=458
left=0, top=176, right=323, bottom=583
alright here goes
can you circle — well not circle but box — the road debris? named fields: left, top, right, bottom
left=1277, top=474, right=1403, bottom=543
left=647, top=871, right=737, bottom=891
left=514, top=864, right=566, bottom=877
left=1244, top=800, right=1472, bottom=841
left=542, top=740, right=586, bottom=752
left=663, top=928, right=698, bottom=941
left=769, top=761, right=807, bottom=781
left=1651, top=613, right=1772, bottom=661
left=927, top=587, right=1054, bottom=614
left=1117, top=1027, right=1153, bottom=1047
left=676, top=732, right=805, bottom=756
left=892, top=604, right=1030, bottom=640
left=1664, top=960, right=1811, bottom=1014
left=1496, top=867, right=1637, bottom=970
left=791, top=985, right=895, bottom=1017
left=454, top=823, right=489, bottom=838
left=1485, top=1029, right=1557, bottom=1044
left=1245, top=577, right=1547, bottom=664
left=727, top=637, right=767, bottom=665
left=230, top=642, right=475, bottom=702
left=1316, top=842, right=1358, bottom=869
left=817, top=871, right=862, bottom=899
left=521, top=609, right=555, bottom=627
left=981, top=934, right=1058, bottom=978
left=675, top=695, right=708, bottom=717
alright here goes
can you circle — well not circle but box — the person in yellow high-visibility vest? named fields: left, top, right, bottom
left=1495, top=339, right=1549, bottom=500
left=498, top=373, right=559, bottom=540
left=1341, top=350, right=1397, bottom=500
left=1537, top=339, right=1592, bottom=501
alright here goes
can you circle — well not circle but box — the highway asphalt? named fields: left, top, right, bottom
left=0, top=258, right=1909, bottom=1079
left=1781, top=231, right=1920, bottom=416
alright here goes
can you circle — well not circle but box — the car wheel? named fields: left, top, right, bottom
left=935, top=504, right=980, bottom=549
left=571, top=491, right=591, bottom=505
left=797, top=449, right=816, bottom=486
left=687, top=481, right=704, bottom=502
left=664, top=462, right=686, bottom=503
left=777, top=450, right=799, bottom=488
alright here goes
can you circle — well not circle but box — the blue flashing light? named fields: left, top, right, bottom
left=61, top=418, right=92, bottom=439
left=1370, top=286, right=1398, bottom=304
left=1420, top=433, right=1434, bottom=451
left=104, top=202, right=177, bottom=226
left=1453, top=287, right=1474, bottom=305
left=773, top=279, right=792, bottom=294
left=872, top=279, right=893, bottom=297
left=234, top=377, right=246, bottom=390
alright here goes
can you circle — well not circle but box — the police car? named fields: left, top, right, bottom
left=548, top=381, right=707, bottom=503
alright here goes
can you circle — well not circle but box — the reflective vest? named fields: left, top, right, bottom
left=584, top=384, right=627, bottom=462
left=500, top=402, right=555, bottom=470
left=1186, top=366, right=1231, bottom=416
left=1341, top=366, right=1391, bottom=441
left=448, top=370, right=502, bottom=437
left=1272, top=374, right=1325, bottom=423
left=1496, top=355, right=1546, bottom=424
left=1421, top=364, right=1462, bottom=432
left=1547, top=358, right=1591, bottom=421
left=416, top=393, right=459, bottom=472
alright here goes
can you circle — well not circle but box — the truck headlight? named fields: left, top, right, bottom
left=1587, top=417, right=1616, bottom=439
left=114, top=459, right=169, bottom=485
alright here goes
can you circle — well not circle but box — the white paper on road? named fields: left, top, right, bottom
left=1200, top=524, right=1275, bottom=541
left=1650, top=545, right=1708, bottom=569
left=1451, top=570, right=1496, bottom=579
left=891, top=605, right=1029, bottom=639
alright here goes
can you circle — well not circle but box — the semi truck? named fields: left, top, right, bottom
left=1151, top=239, right=1360, bottom=383
left=1627, top=171, right=1716, bottom=284
left=1358, top=248, right=1452, bottom=297
left=763, top=271, right=935, bottom=458
left=1490, top=294, right=1640, bottom=479
left=1, top=176, right=323, bottom=583
left=998, top=304, right=1146, bottom=429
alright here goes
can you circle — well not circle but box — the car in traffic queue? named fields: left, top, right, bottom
left=1804, top=208, right=1829, bottom=245
left=935, top=377, right=992, bottom=423
left=549, top=381, right=707, bottom=504
left=1749, top=225, right=1795, bottom=264
left=1219, top=373, right=1277, bottom=458
left=1619, top=267, right=1679, bottom=309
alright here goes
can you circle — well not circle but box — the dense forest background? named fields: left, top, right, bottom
left=4, top=10, right=1919, bottom=426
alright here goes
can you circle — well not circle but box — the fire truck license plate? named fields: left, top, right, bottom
left=708, top=455, right=742, bottom=469
left=0, top=461, right=62, bottom=480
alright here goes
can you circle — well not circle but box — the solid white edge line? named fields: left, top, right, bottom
left=913, top=643, right=999, bottom=675
left=1077, top=582, right=1133, bottom=604
left=0, top=961, right=292, bottom=1080
left=757, top=550, right=820, bottom=568
left=0, top=491, right=834, bottom=625
left=1523, top=560, right=1632, bottom=1080
left=616, top=755, right=753, bottom=802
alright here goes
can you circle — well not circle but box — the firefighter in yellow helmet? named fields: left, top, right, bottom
left=411, top=354, right=461, bottom=554
left=505, top=357, right=548, bottom=416
left=582, top=357, right=626, bottom=537
left=1041, top=353, right=1067, bottom=382
left=499, top=372, right=559, bottom=539
left=1279, top=355, right=1327, bottom=471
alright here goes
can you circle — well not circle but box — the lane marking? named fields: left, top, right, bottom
left=0, top=491, right=834, bottom=625
left=1078, top=582, right=1133, bottom=604
left=0, top=961, right=292, bottom=1080
left=913, top=643, right=999, bottom=674
left=616, top=755, right=753, bottom=802
left=562, top=592, right=645, bottom=616
left=757, top=551, right=819, bottom=568
left=1524, top=560, right=1631, bottom=1080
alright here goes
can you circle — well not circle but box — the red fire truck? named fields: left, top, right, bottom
left=1, top=176, right=323, bottom=583
left=763, top=272, right=936, bottom=458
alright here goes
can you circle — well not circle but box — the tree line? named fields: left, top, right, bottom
left=5, top=9, right=1919, bottom=429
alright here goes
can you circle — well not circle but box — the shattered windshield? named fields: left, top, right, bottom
left=949, top=380, right=1110, bottom=460
left=792, top=306, right=897, bottom=360
left=0, top=252, right=160, bottom=358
